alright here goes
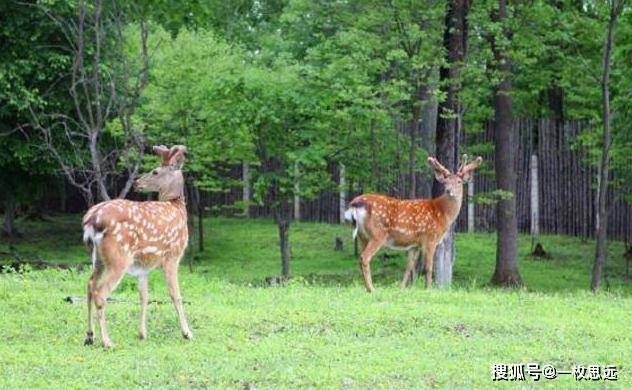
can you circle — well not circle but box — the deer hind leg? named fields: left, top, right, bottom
left=84, top=259, right=103, bottom=346
left=400, top=248, right=420, bottom=289
left=423, top=243, right=437, bottom=289
left=93, top=262, right=128, bottom=348
left=138, top=273, right=149, bottom=340
left=359, top=238, right=384, bottom=293
left=164, top=260, right=192, bottom=340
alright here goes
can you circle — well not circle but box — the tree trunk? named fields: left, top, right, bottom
left=2, top=199, right=19, bottom=238
left=339, top=163, right=346, bottom=224
left=60, top=180, right=67, bottom=213
left=592, top=0, right=622, bottom=291
left=408, top=117, right=417, bottom=199
left=186, top=183, right=195, bottom=273
left=275, top=200, right=291, bottom=279
left=490, top=0, right=522, bottom=287
left=293, top=161, right=300, bottom=221
left=194, top=185, right=204, bottom=253
left=419, top=85, right=438, bottom=199
left=242, top=161, right=251, bottom=217
left=530, top=154, right=540, bottom=247
left=431, top=0, right=471, bottom=288
left=468, top=177, right=475, bottom=233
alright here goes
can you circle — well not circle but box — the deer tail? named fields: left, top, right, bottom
left=345, top=198, right=367, bottom=240
left=82, top=212, right=107, bottom=268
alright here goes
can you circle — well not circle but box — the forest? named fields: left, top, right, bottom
left=1, top=0, right=631, bottom=387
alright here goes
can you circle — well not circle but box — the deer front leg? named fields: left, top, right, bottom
left=84, top=262, right=103, bottom=346
left=400, top=248, right=420, bottom=289
left=94, top=266, right=126, bottom=348
left=359, top=238, right=384, bottom=293
left=138, top=274, right=149, bottom=340
left=423, top=243, right=437, bottom=289
left=164, top=261, right=192, bottom=340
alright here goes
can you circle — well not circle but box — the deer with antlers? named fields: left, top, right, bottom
left=82, top=145, right=192, bottom=348
left=344, top=155, right=482, bottom=292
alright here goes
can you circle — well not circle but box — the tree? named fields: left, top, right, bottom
left=591, top=0, right=626, bottom=292
left=432, top=0, right=472, bottom=287
left=0, top=1, right=73, bottom=236
left=28, top=0, right=150, bottom=205
left=490, top=0, right=522, bottom=287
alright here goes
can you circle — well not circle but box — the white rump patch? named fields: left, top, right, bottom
left=345, top=206, right=367, bottom=240
left=83, top=224, right=105, bottom=246
left=83, top=224, right=105, bottom=268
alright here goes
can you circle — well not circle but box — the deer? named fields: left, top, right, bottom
left=344, top=155, right=483, bottom=292
left=82, top=145, right=193, bottom=348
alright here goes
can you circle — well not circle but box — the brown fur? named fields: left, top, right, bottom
left=82, top=145, right=192, bottom=348
left=348, top=155, right=482, bottom=292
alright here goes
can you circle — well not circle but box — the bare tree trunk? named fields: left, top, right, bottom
left=2, top=199, right=19, bottom=238
left=339, top=163, right=346, bottom=224
left=275, top=199, right=291, bottom=279
left=530, top=154, right=540, bottom=242
left=592, top=0, right=623, bottom=291
left=490, top=0, right=522, bottom=287
left=432, top=0, right=471, bottom=288
left=242, top=161, right=251, bottom=217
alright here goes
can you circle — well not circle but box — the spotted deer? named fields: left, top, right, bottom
left=344, top=155, right=483, bottom=292
left=82, top=145, right=192, bottom=348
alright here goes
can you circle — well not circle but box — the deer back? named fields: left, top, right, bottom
left=349, top=194, right=452, bottom=247
left=83, top=198, right=188, bottom=267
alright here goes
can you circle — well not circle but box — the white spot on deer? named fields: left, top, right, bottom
left=142, top=246, right=158, bottom=254
left=116, top=234, right=123, bottom=242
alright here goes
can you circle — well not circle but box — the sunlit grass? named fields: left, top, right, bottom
left=0, top=215, right=630, bottom=388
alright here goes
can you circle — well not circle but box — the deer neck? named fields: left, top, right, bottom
left=433, top=191, right=463, bottom=225
left=158, top=188, right=186, bottom=206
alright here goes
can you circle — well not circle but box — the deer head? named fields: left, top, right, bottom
left=134, top=145, right=187, bottom=201
left=428, top=154, right=483, bottom=200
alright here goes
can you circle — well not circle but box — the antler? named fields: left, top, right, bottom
left=427, top=157, right=452, bottom=177
left=153, top=145, right=171, bottom=166
left=167, top=145, right=187, bottom=169
left=153, top=145, right=187, bottom=168
left=457, top=156, right=483, bottom=179
left=457, top=154, right=469, bottom=173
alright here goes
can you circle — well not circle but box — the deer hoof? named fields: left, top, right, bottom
left=139, top=332, right=147, bottom=341
left=182, top=331, right=193, bottom=340
left=84, top=332, right=94, bottom=346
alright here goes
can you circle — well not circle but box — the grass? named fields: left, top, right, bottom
left=0, top=215, right=631, bottom=388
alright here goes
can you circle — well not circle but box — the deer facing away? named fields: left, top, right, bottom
left=344, top=155, right=482, bottom=292
left=82, top=145, right=192, bottom=348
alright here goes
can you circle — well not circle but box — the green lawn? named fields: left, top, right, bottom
left=0, top=215, right=630, bottom=388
